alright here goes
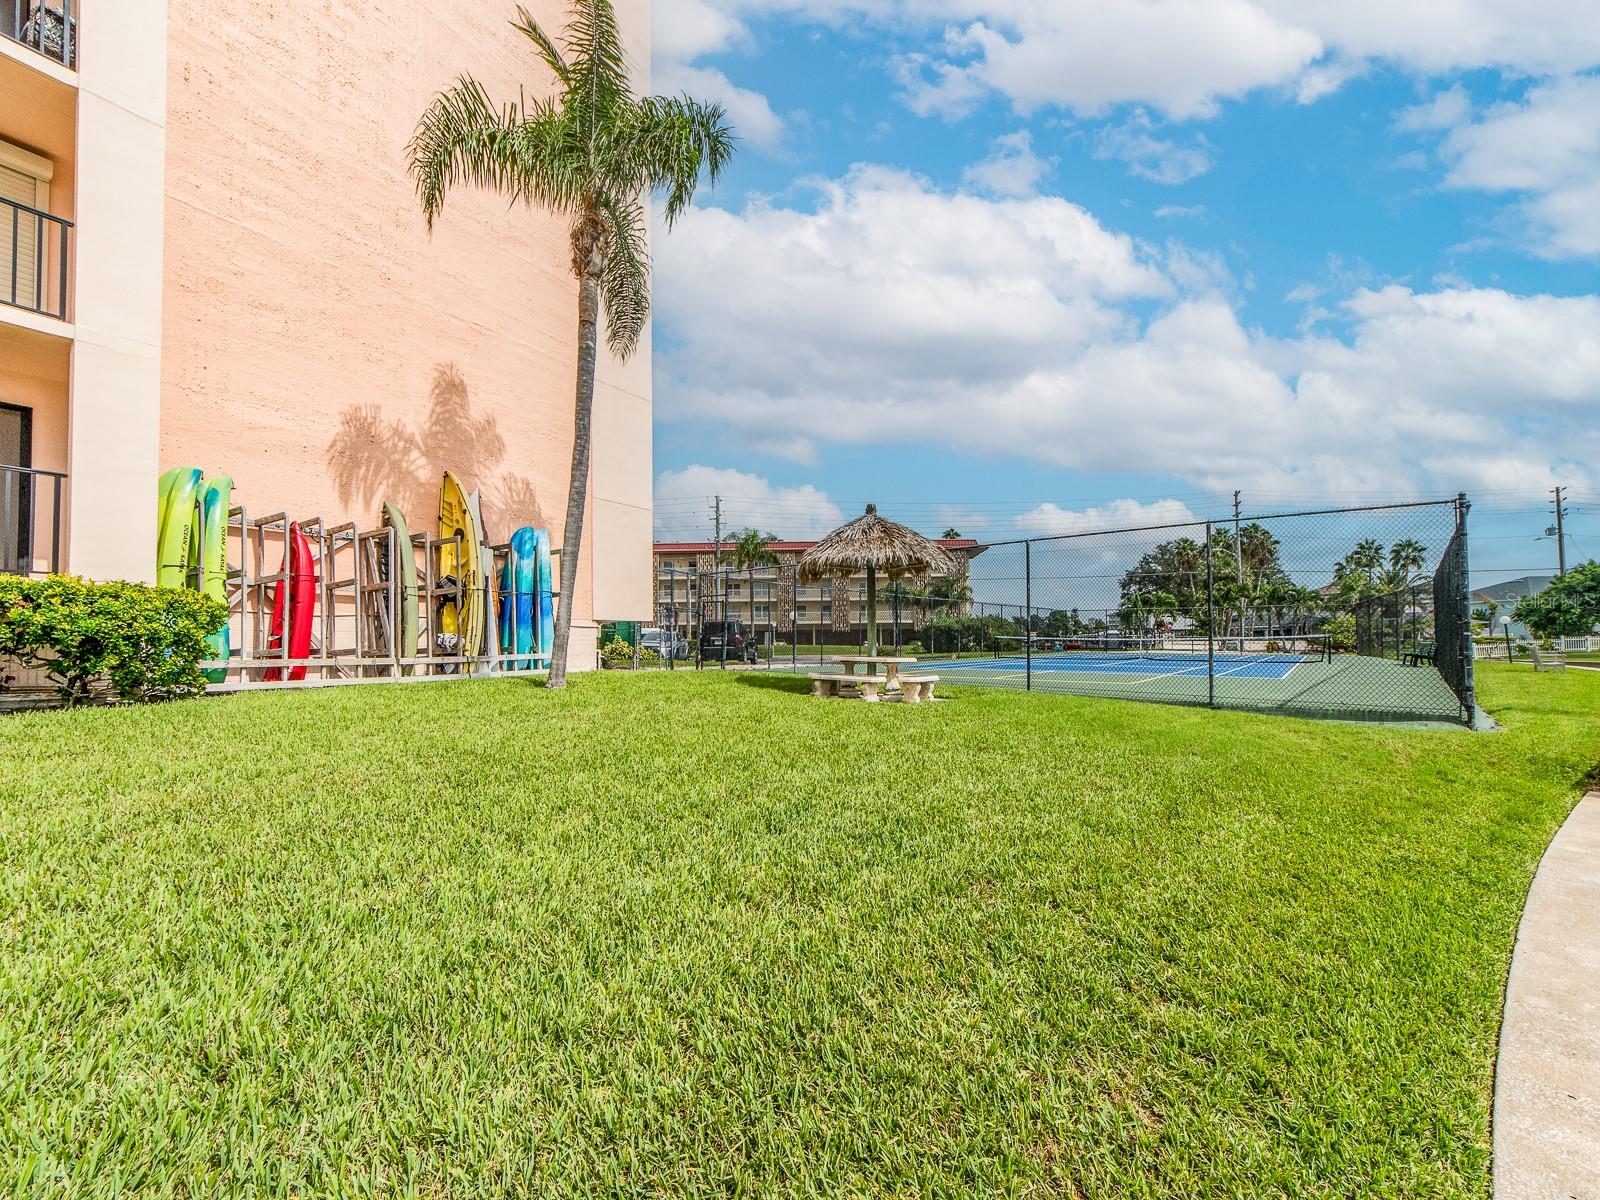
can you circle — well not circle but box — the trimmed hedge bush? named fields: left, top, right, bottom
left=600, top=635, right=659, bottom=666
left=0, top=575, right=227, bottom=706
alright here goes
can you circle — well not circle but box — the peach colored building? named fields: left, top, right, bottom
left=0, top=0, right=653, bottom=670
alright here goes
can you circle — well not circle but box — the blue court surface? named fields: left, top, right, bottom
left=929, top=653, right=1304, bottom=681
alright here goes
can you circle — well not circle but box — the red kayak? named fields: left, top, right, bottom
left=264, top=523, right=317, bottom=681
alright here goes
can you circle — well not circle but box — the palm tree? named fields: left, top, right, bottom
left=1388, top=539, right=1427, bottom=576
left=732, top=529, right=779, bottom=646
left=409, top=1, right=733, bottom=688
left=925, top=572, right=974, bottom=619
left=941, top=528, right=962, bottom=540
left=732, top=529, right=778, bottom=572
left=1343, top=539, right=1386, bottom=584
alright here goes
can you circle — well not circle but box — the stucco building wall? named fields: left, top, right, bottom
left=157, top=0, right=652, bottom=666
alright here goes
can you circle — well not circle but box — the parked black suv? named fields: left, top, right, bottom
left=699, top=620, right=759, bottom=664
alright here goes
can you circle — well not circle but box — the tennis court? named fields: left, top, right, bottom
left=752, top=499, right=1477, bottom=726
left=932, top=634, right=1327, bottom=680
left=911, top=648, right=1466, bottom=723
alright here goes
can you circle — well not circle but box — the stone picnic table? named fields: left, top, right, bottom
left=808, top=656, right=939, bottom=703
left=832, top=655, right=919, bottom=688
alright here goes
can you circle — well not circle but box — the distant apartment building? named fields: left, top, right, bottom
left=1472, top=575, right=1557, bottom=640
left=0, top=0, right=652, bottom=668
left=652, top=538, right=984, bottom=645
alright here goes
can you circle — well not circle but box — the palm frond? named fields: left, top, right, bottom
left=408, top=78, right=530, bottom=228
left=596, top=193, right=651, bottom=358
left=630, top=95, right=735, bottom=225
left=508, top=105, right=590, bottom=212
left=565, top=0, right=631, bottom=156
left=512, top=5, right=569, bottom=84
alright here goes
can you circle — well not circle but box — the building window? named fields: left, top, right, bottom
left=821, top=604, right=832, bottom=621
left=755, top=605, right=770, bottom=621
left=0, top=141, right=54, bottom=314
left=796, top=605, right=808, bottom=619
left=820, top=583, right=832, bottom=599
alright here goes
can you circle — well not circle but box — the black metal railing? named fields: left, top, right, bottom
left=1, top=195, right=71, bottom=320
left=1, top=0, right=75, bottom=67
left=1, top=464, right=65, bottom=576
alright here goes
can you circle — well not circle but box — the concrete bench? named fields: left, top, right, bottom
left=895, top=675, right=939, bottom=704
left=809, top=672, right=886, bottom=701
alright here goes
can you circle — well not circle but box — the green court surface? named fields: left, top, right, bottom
left=769, top=653, right=1470, bottom=724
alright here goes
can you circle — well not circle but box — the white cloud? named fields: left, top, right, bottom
left=660, top=0, right=1600, bottom=127
left=655, top=61, right=788, bottom=150
left=1432, top=74, right=1600, bottom=258
left=962, top=130, right=1052, bottom=197
left=1015, top=499, right=1200, bottom=536
left=653, top=465, right=844, bottom=539
left=1094, top=112, right=1216, bottom=184
left=900, top=1, right=1600, bottom=118
left=1397, top=84, right=1473, bottom=132
left=900, top=0, right=1321, bottom=121
left=1154, top=204, right=1209, bottom=220
left=656, top=166, right=1600, bottom=495
left=652, top=0, right=750, bottom=63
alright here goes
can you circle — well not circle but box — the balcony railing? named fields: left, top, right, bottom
left=1, top=195, right=71, bottom=320
left=1, top=464, right=64, bottom=576
left=2, top=1, right=75, bottom=67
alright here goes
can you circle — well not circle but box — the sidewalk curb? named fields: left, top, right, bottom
left=1493, top=792, right=1600, bottom=1198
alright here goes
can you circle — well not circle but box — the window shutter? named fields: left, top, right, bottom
left=0, top=163, right=41, bottom=310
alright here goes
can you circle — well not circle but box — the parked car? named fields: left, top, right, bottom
left=639, top=627, right=689, bottom=660
left=699, top=620, right=759, bottom=663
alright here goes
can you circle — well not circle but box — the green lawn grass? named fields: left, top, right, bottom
left=1, top=665, right=1597, bottom=1196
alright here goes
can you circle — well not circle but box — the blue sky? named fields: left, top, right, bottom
left=645, top=1, right=1600, bottom=584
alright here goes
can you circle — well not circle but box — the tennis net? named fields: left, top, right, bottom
left=975, top=634, right=1333, bottom=665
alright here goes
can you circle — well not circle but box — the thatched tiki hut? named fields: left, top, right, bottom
left=797, top=505, right=960, bottom=656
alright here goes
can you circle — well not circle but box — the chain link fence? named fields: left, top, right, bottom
left=666, top=499, right=1477, bottom=727
left=934, top=497, right=1475, bottom=724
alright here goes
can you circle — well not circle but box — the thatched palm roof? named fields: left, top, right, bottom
left=796, top=504, right=961, bottom=583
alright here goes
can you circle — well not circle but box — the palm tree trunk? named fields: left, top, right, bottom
left=547, top=266, right=602, bottom=689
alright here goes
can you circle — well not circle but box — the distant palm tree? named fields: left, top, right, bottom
left=926, top=572, right=974, bottom=619
left=942, top=528, right=962, bottom=540
left=409, top=0, right=732, bottom=688
left=732, top=528, right=779, bottom=574
left=1388, top=539, right=1427, bottom=575
left=1343, top=539, right=1386, bottom=583
left=732, top=529, right=779, bottom=646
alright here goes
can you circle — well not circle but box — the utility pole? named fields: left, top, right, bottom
left=712, top=495, right=723, bottom=574
left=1232, top=490, right=1243, bottom=584
left=1552, top=486, right=1568, bottom=576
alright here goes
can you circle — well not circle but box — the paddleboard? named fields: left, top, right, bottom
left=508, top=527, right=537, bottom=669
left=263, top=522, right=316, bottom=682
left=198, top=476, right=233, bottom=683
left=498, top=552, right=516, bottom=666
left=381, top=501, right=419, bottom=676
left=155, top=467, right=202, bottom=588
left=438, top=472, right=471, bottom=667
left=467, top=489, right=492, bottom=672
left=535, top=528, right=554, bottom=665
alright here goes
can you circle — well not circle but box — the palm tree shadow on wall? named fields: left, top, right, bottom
left=327, top=363, right=546, bottom=539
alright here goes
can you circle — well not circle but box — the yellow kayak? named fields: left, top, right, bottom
left=438, top=471, right=482, bottom=666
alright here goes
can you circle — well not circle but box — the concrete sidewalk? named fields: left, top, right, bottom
left=1494, top=792, right=1600, bottom=1198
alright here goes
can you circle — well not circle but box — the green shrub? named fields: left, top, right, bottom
left=1321, top=614, right=1357, bottom=653
left=0, top=575, right=227, bottom=706
left=600, top=636, right=658, bottom=666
